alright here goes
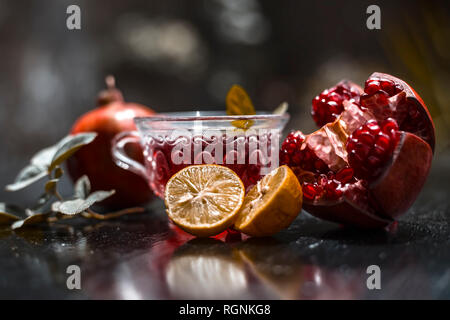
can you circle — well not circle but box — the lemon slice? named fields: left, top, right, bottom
left=164, top=165, right=245, bottom=237
left=234, top=165, right=302, bottom=237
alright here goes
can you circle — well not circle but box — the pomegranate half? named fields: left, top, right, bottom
left=281, top=72, right=434, bottom=228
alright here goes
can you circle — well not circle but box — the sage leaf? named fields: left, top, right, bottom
left=30, top=134, right=81, bottom=168
left=5, top=141, right=59, bottom=192
left=53, top=190, right=115, bottom=215
left=49, top=133, right=97, bottom=171
left=30, top=144, right=59, bottom=168
left=5, top=165, right=48, bottom=191
left=6, top=133, right=96, bottom=192
left=74, top=175, right=91, bottom=199
left=52, top=199, right=87, bottom=215
left=11, top=213, right=50, bottom=230
left=51, top=201, right=62, bottom=212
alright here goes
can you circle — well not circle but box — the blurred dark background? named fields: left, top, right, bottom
left=1, top=0, right=449, bottom=205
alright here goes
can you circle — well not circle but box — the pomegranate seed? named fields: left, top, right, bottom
left=315, top=184, right=324, bottom=197
left=355, top=143, right=370, bottom=158
left=372, top=145, right=387, bottom=157
left=325, top=179, right=337, bottom=192
left=280, top=131, right=304, bottom=166
left=367, top=155, right=382, bottom=167
left=375, top=133, right=391, bottom=152
left=328, top=92, right=340, bottom=102
left=380, top=80, right=395, bottom=95
left=366, top=120, right=381, bottom=134
left=311, top=81, right=361, bottom=127
left=280, top=131, right=330, bottom=174
left=346, top=119, right=400, bottom=182
left=323, top=179, right=342, bottom=200
left=358, top=131, right=375, bottom=145
left=292, top=151, right=302, bottom=164
left=318, top=174, right=328, bottom=186
left=335, top=167, right=354, bottom=183
left=301, top=173, right=346, bottom=202
left=381, top=118, right=399, bottom=139
left=303, top=183, right=317, bottom=200
left=346, top=139, right=356, bottom=151
left=348, top=150, right=362, bottom=163
left=365, top=80, right=380, bottom=94
left=279, top=151, right=289, bottom=165
left=365, top=77, right=402, bottom=97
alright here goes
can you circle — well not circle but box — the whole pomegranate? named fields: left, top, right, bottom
left=281, top=72, right=435, bottom=228
left=67, top=76, right=156, bottom=208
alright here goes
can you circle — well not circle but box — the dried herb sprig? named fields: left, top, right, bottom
left=0, top=133, right=144, bottom=230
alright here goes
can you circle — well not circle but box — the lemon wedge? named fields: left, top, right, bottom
left=234, top=165, right=302, bottom=237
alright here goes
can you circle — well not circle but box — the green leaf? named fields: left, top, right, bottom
left=53, top=190, right=115, bottom=215
left=30, top=134, right=83, bottom=168
left=49, top=133, right=97, bottom=171
left=45, top=179, right=59, bottom=194
left=30, top=144, right=59, bottom=168
left=6, top=133, right=96, bottom=192
left=5, top=141, right=59, bottom=192
left=74, top=175, right=90, bottom=199
left=5, top=165, right=48, bottom=191
left=51, top=201, right=62, bottom=213
left=52, top=199, right=87, bottom=215
left=11, top=213, right=50, bottom=230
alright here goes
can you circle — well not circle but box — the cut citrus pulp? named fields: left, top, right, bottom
left=234, top=165, right=303, bottom=237
left=164, top=165, right=245, bottom=237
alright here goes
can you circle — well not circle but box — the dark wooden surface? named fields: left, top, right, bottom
left=0, top=152, right=449, bottom=299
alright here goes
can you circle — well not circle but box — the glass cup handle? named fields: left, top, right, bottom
left=111, top=131, right=147, bottom=180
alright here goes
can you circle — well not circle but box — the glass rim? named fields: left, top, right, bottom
left=134, top=111, right=290, bottom=123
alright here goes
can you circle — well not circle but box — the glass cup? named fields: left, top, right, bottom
left=112, top=111, right=289, bottom=198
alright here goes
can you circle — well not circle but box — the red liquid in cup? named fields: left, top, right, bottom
left=144, top=132, right=275, bottom=197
